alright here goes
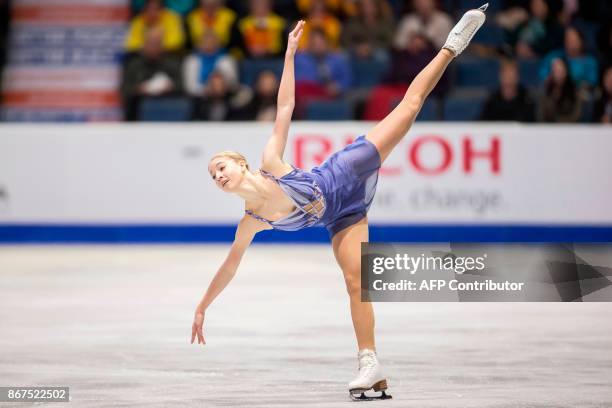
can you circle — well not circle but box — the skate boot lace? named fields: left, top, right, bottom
left=455, top=20, right=479, bottom=40
left=359, top=353, right=377, bottom=376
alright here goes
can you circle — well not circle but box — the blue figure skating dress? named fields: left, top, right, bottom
left=245, top=135, right=381, bottom=238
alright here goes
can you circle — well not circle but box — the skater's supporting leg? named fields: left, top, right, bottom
left=331, top=217, right=374, bottom=351
left=365, top=49, right=454, bottom=164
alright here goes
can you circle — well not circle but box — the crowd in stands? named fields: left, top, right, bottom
left=120, top=0, right=612, bottom=123
left=0, top=0, right=9, bottom=94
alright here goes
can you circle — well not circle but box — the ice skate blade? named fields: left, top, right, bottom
left=349, top=379, right=387, bottom=394
left=349, top=381, right=391, bottom=401
left=349, top=390, right=392, bottom=401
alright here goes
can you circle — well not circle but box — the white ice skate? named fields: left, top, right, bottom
left=442, top=3, right=489, bottom=56
left=348, top=349, right=391, bottom=401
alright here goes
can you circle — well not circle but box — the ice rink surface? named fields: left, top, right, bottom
left=1, top=245, right=611, bottom=408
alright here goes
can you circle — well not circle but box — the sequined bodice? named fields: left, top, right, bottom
left=245, top=165, right=326, bottom=231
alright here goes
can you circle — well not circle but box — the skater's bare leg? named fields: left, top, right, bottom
left=365, top=49, right=454, bottom=164
left=332, top=217, right=374, bottom=351
left=366, top=2, right=489, bottom=163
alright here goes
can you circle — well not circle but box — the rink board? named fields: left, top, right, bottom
left=0, top=123, right=611, bottom=242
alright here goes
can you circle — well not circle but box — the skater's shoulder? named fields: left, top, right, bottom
left=259, top=157, right=297, bottom=180
left=239, top=208, right=273, bottom=233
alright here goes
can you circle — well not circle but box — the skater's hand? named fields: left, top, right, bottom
left=191, top=306, right=206, bottom=345
left=286, top=20, right=305, bottom=56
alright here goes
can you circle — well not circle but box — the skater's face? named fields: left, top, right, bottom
left=209, top=155, right=248, bottom=192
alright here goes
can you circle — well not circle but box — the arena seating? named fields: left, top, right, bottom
left=139, top=97, right=193, bottom=121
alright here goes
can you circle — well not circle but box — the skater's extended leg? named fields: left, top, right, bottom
left=365, top=4, right=488, bottom=164
left=331, top=217, right=374, bottom=351
left=365, top=49, right=454, bottom=163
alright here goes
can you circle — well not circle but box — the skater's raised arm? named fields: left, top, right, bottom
left=261, top=20, right=304, bottom=171
left=191, top=215, right=267, bottom=345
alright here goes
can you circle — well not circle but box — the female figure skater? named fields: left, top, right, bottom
left=192, top=4, right=488, bottom=400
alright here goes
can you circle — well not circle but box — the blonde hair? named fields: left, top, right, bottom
left=210, top=150, right=250, bottom=171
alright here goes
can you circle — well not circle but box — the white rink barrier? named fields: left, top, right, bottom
left=0, top=122, right=611, bottom=242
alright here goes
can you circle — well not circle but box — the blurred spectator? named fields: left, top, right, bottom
left=0, top=0, right=8, bottom=81
left=225, top=0, right=249, bottom=15
left=598, top=23, right=612, bottom=70
left=481, top=60, right=536, bottom=121
left=573, top=0, right=611, bottom=23
left=593, top=66, right=612, bottom=124
left=501, top=0, right=531, bottom=8
left=121, top=28, right=184, bottom=121
left=273, top=0, right=300, bottom=21
left=183, top=31, right=238, bottom=97
left=186, top=0, right=237, bottom=49
left=515, top=0, right=564, bottom=58
left=298, top=0, right=342, bottom=50
left=124, top=0, right=185, bottom=53
left=385, top=33, right=438, bottom=87
left=295, top=0, right=356, bottom=18
left=237, top=0, right=287, bottom=58
left=496, top=1, right=530, bottom=33
left=539, top=27, right=598, bottom=87
left=294, top=28, right=352, bottom=116
left=537, top=57, right=583, bottom=122
left=237, top=70, right=279, bottom=121
left=341, top=0, right=394, bottom=62
left=363, top=33, right=442, bottom=120
left=295, top=28, right=352, bottom=94
left=193, top=71, right=252, bottom=120
left=558, top=0, right=578, bottom=25
left=394, top=0, right=453, bottom=50
left=132, top=0, right=196, bottom=15
left=167, top=0, right=197, bottom=15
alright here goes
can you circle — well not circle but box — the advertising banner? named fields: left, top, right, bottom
left=0, top=122, right=611, bottom=241
left=1, top=0, right=128, bottom=121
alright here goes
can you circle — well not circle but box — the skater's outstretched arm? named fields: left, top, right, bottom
left=191, top=215, right=267, bottom=345
left=261, top=20, right=304, bottom=173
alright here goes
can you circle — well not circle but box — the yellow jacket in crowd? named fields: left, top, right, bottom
left=124, top=9, right=185, bottom=52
